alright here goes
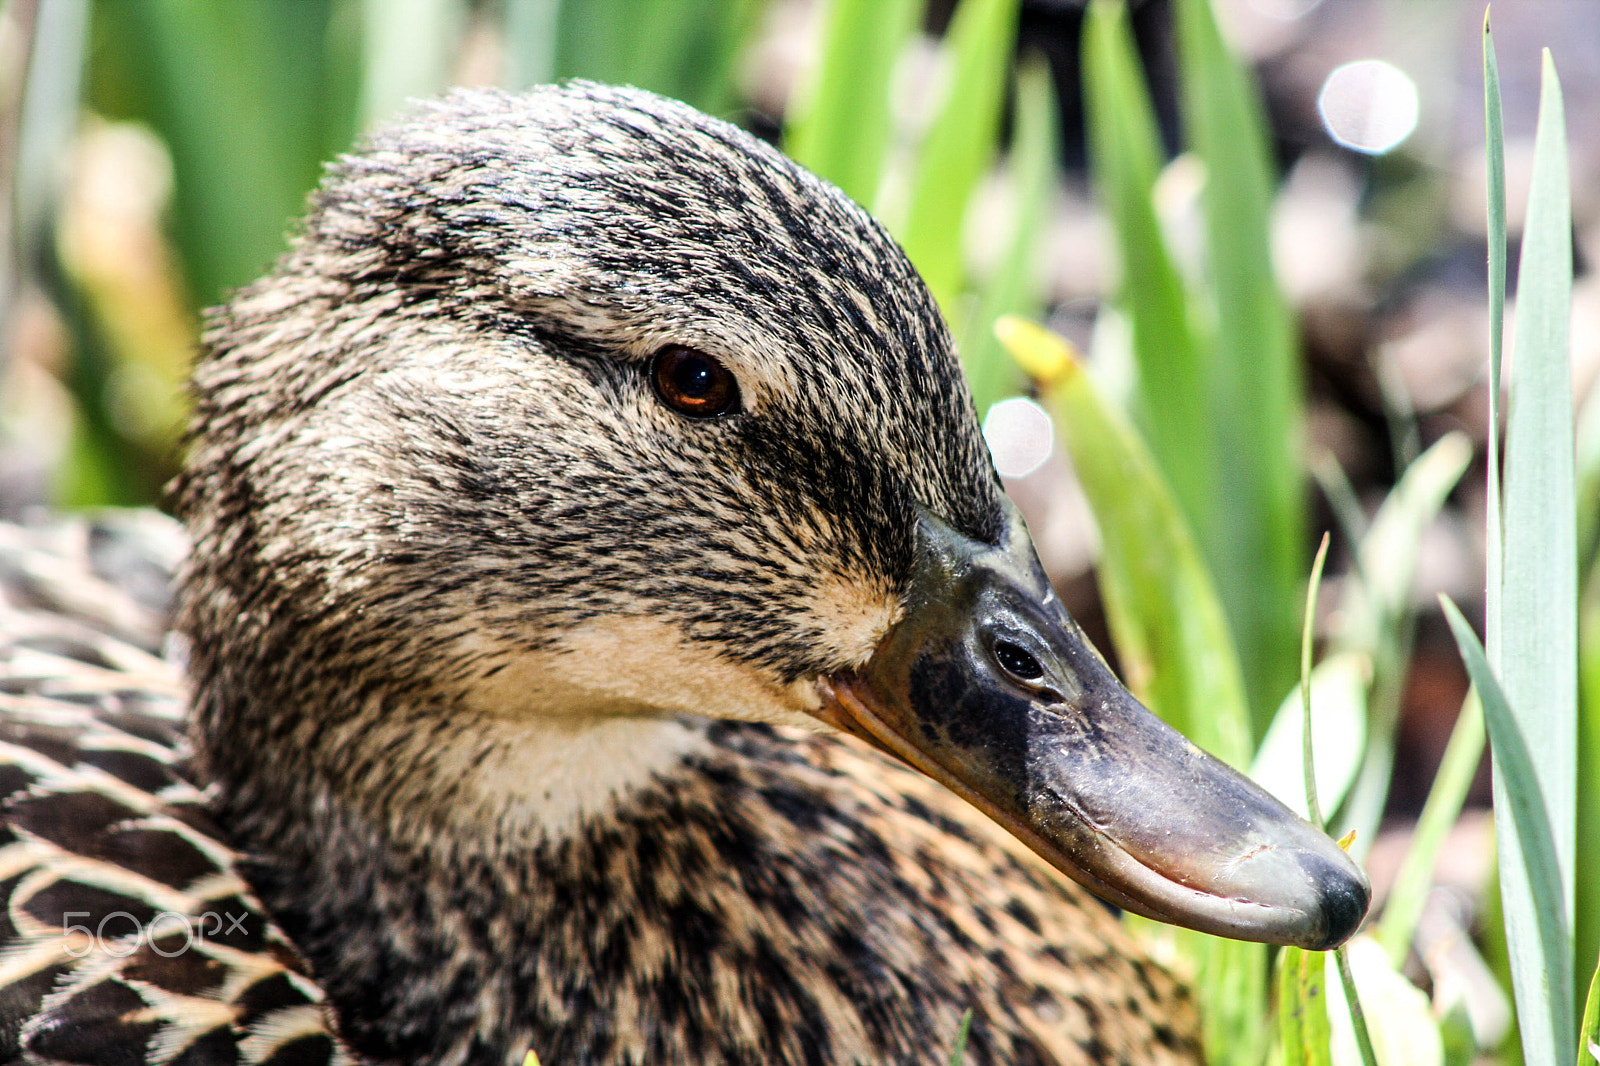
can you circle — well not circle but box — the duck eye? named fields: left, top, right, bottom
left=993, top=640, right=1045, bottom=683
left=650, top=345, right=739, bottom=418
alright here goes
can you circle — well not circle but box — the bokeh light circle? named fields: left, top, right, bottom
left=1317, top=59, right=1419, bottom=155
left=983, top=397, right=1054, bottom=479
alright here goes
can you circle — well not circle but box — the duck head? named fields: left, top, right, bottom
left=177, top=82, right=1367, bottom=951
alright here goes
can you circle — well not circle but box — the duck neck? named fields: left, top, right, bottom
left=204, top=693, right=712, bottom=862
left=202, top=698, right=715, bottom=1059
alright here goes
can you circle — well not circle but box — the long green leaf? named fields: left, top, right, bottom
left=1080, top=0, right=1213, bottom=558
left=1304, top=533, right=1332, bottom=829
left=1496, top=50, right=1577, bottom=1066
left=1333, top=947, right=1381, bottom=1066
left=894, top=0, right=1021, bottom=314
left=1483, top=9, right=1507, bottom=660
left=960, top=55, right=1057, bottom=415
left=1174, top=0, right=1304, bottom=733
left=1499, top=51, right=1575, bottom=880
left=783, top=0, right=920, bottom=207
left=1300, top=538, right=1379, bottom=1066
left=1444, top=595, right=1573, bottom=1065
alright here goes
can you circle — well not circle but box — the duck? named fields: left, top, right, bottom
left=0, top=82, right=1369, bottom=1066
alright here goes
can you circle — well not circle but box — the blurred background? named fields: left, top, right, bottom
left=2, top=0, right=1599, bottom=1060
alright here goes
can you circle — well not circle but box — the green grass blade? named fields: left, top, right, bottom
left=894, top=0, right=1022, bottom=315
left=361, top=0, right=463, bottom=125
left=782, top=0, right=920, bottom=207
left=1499, top=52, right=1575, bottom=795
left=1336, top=433, right=1472, bottom=849
left=1174, top=0, right=1304, bottom=733
left=1375, top=689, right=1486, bottom=967
left=959, top=55, right=1057, bottom=414
left=94, top=0, right=361, bottom=309
left=1443, top=595, right=1574, bottom=1066
left=508, top=0, right=762, bottom=114
left=1080, top=0, right=1213, bottom=560
left=1278, top=946, right=1334, bottom=1066
left=1295, top=537, right=1378, bottom=1066
left=998, top=317, right=1250, bottom=767
left=1300, top=536, right=1331, bottom=827
left=1332, top=947, right=1381, bottom=1066
left=1251, top=652, right=1367, bottom=825
left=1579, top=948, right=1600, bottom=1065
left=1483, top=10, right=1507, bottom=661
left=1584, top=565, right=1600, bottom=1038
left=947, top=1008, right=974, bottom=1066
left=502, top=0, right=559, bottom=88
left=1497, top=55, right=1577, bottom=1063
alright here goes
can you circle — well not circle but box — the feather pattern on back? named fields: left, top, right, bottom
left=0, top=513, right=354, bottom=1064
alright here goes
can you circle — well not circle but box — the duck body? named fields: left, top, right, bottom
left=0, top=82, right=1365, bottom=1064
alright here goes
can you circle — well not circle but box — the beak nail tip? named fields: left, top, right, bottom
left=1307, top=862, right=1371, bottom=950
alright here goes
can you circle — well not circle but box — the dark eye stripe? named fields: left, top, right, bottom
left=650, top=346, right=740, bottom=418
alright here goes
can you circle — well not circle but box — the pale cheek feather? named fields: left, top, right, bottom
left=801, top=572, right=903, bottom=668
left=450, top=618, right=825, bottom=727
left=409, top=586, right=898, bottom=844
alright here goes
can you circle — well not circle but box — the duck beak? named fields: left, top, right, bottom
left=816, top=507, right=1369, bottom=950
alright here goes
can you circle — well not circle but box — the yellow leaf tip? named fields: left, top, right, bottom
left=1337, top=829, right=1358, bottom=852
left=523, top=1052, right=542, bottom=1066
left=993, top=315, right=1080, bottom=388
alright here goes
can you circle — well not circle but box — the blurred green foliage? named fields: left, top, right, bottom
left=88, top=0, right=362, bottom=311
